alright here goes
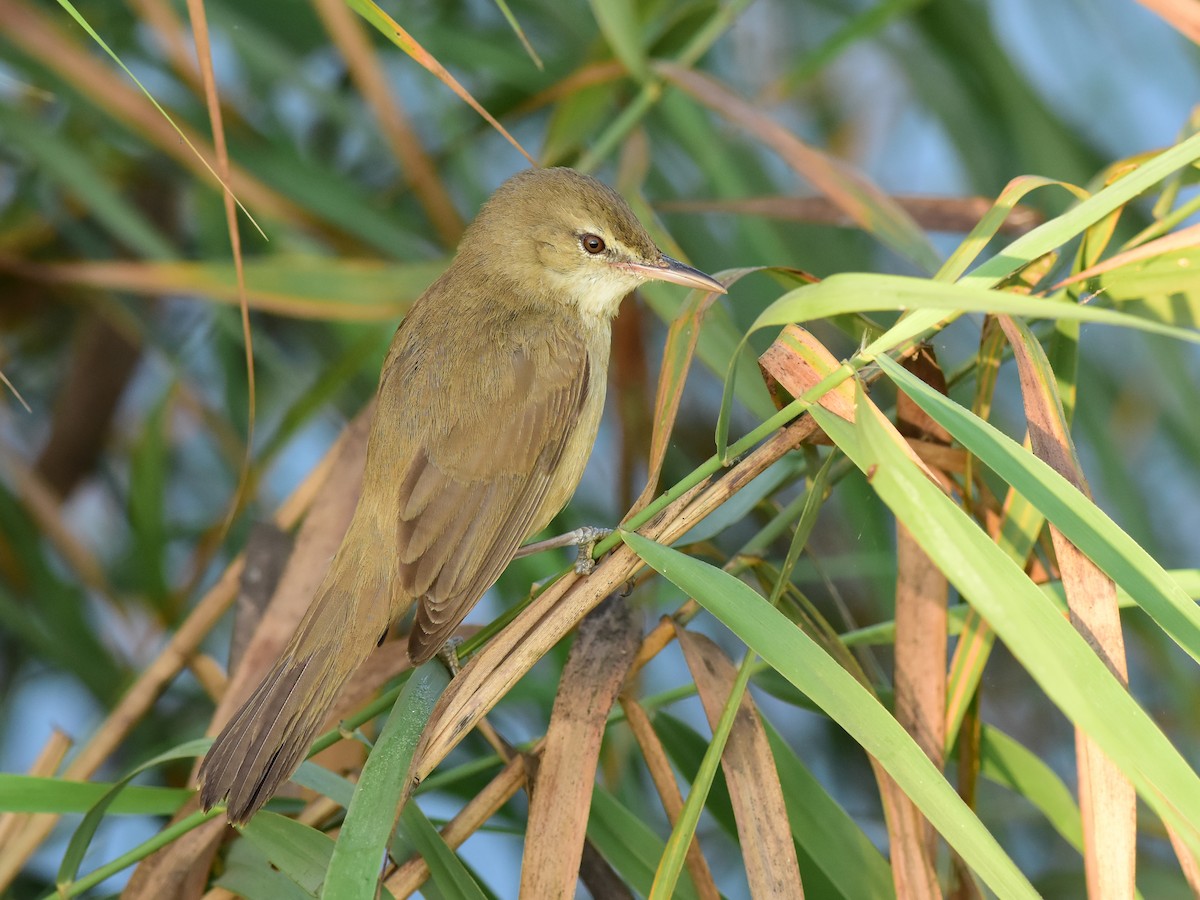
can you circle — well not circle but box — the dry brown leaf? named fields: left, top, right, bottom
left=122, top=406, right=374, bottom=897
left=626, top=604, right=701, bottom=683
left=758, top=325, right=858, bottom=423
left=1166, top=825, right=1200, bottom=895
left=676, top=628, right=804, bottom=899
left=1136, top=0, right=1200, bottom=42
left=998, top=316, right=1135, bottom=899
left=520, top=597, right=642, bottom=897
left=891, top=348, right=952, bottom=889
left=880, top=791, right=942, bottom=900
left=620, top=697, right=720, bottom=900
left=0, top=419, right=336, bottom=891
left=757, top=326, right=948, bottom=898
left=187, top=655, right=227, bottom=703
left=1054, top=220, right=1200, bottom=289
left=757, top=325, right=950, bottom=490
left=657, top=195, right=1043, bottom=236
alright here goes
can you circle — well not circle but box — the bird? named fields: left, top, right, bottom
left=198, top=166, right=725, bottom=824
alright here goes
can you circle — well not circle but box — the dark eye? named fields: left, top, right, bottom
left=581, top=233, right=606, bottom=254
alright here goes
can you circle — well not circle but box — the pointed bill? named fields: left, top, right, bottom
left=619, top=255, right=727, bottom=294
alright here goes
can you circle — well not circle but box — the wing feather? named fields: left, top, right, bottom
left=388, top=328, right=592, bottom=663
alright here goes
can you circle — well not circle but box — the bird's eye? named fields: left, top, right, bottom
left=581, top=234, right=606, bottom=254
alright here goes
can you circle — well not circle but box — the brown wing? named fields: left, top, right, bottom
left=390, top=330, right=592, bottom=663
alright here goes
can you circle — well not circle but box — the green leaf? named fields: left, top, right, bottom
left=322, top=660, right=450, bottom=900
left=753, top=275, right=1200, bottom=345
left=810, top=389, right=1200, bottom=860
left=621, top=530, right=1037, bottom=898
left=716, top=273, right=1200, bottom=457
left=979, top=726, right=1082, bottom=854
left=396, top=802, right=487, bottom=900
left=877, top=353, right=1200, bottom=665
left=241, top=812, right=336, bottom=897
left=762, top=722, right=896, bottom=899
left=963, top=128, right=1200, bottom=288
left=589, top=0, right=649, bottom=79
left=57, top=738, right=211, bottom=888
left=0, top=775, right=190, bottom=815
left=127, top=391, right=171, bottom=609
left=215, top=839, right=317, bottom=900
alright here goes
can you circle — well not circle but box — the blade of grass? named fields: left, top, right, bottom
left=587, top=788, right=702, bottom=900
left=651, top=645, right=757, bottom=900
left=491, top=0, right=543, bottom=69
left=396, top=803, right=486, bottom=900
left=322, top=660, right=450, bottom=900
left=55, top=738, right=210, bottom=889
left=344, top=0, right=534, bottom=165
left=49, top=0, right=263, bottom=237
left=877, top=353, right=1200, bottom=665
left=813, top=389, right=1200, bottom=860
left=622, top=530, right=1037, bottom=898
left=240, top=812, right=339, bottom=897
left=998, top=315, right=1134, bottom=894
left=0, top=776, right=190, bottom=816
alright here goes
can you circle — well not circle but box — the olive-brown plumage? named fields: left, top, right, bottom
left=198, top=167, right=724, bottom=823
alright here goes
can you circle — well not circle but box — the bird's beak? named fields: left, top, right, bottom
left=618, top=255, right=727, bottom=294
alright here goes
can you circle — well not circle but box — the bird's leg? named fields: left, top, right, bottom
left=435, top=636, right=465, bottom=676
left=514, top=525, right=614, bottom=575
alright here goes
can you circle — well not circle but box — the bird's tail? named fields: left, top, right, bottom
left=198, top=534, right=395, bottom=824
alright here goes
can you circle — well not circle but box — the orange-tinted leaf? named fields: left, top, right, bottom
left=998, top=316, right=1134, bottom=898
left=676, top=629, right=804, bottom=899
left=521, top=597, right=641, bottom=897
left=345, top=0, right=535, bottom=166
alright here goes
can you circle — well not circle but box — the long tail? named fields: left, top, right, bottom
left=198, top=539, right=395, bottom=824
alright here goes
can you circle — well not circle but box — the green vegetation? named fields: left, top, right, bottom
left=2, top=0, right=1199, bottom=896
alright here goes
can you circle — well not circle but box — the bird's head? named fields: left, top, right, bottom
left=459, top=167, right=725, bottom=319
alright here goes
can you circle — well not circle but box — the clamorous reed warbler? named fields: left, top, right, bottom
left=199, top=167, right=725, bottom=823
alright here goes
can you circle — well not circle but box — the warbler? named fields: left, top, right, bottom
left=199, top=167, right=725, bottom=823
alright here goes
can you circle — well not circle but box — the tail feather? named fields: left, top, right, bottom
left=199, top=545, right=396, bottom=824
left=199, top=647, right=340, bottom=822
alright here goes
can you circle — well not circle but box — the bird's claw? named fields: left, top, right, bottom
left=573, top=526, right=613, bottom=575
left=436, top=636, right=465, bottom=676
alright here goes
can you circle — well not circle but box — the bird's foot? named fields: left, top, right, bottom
left=436, top=636, right=465, bottom=676
left=514, top=525, right=614, bottom=574
left=570, top=526, right=613, bottom=574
